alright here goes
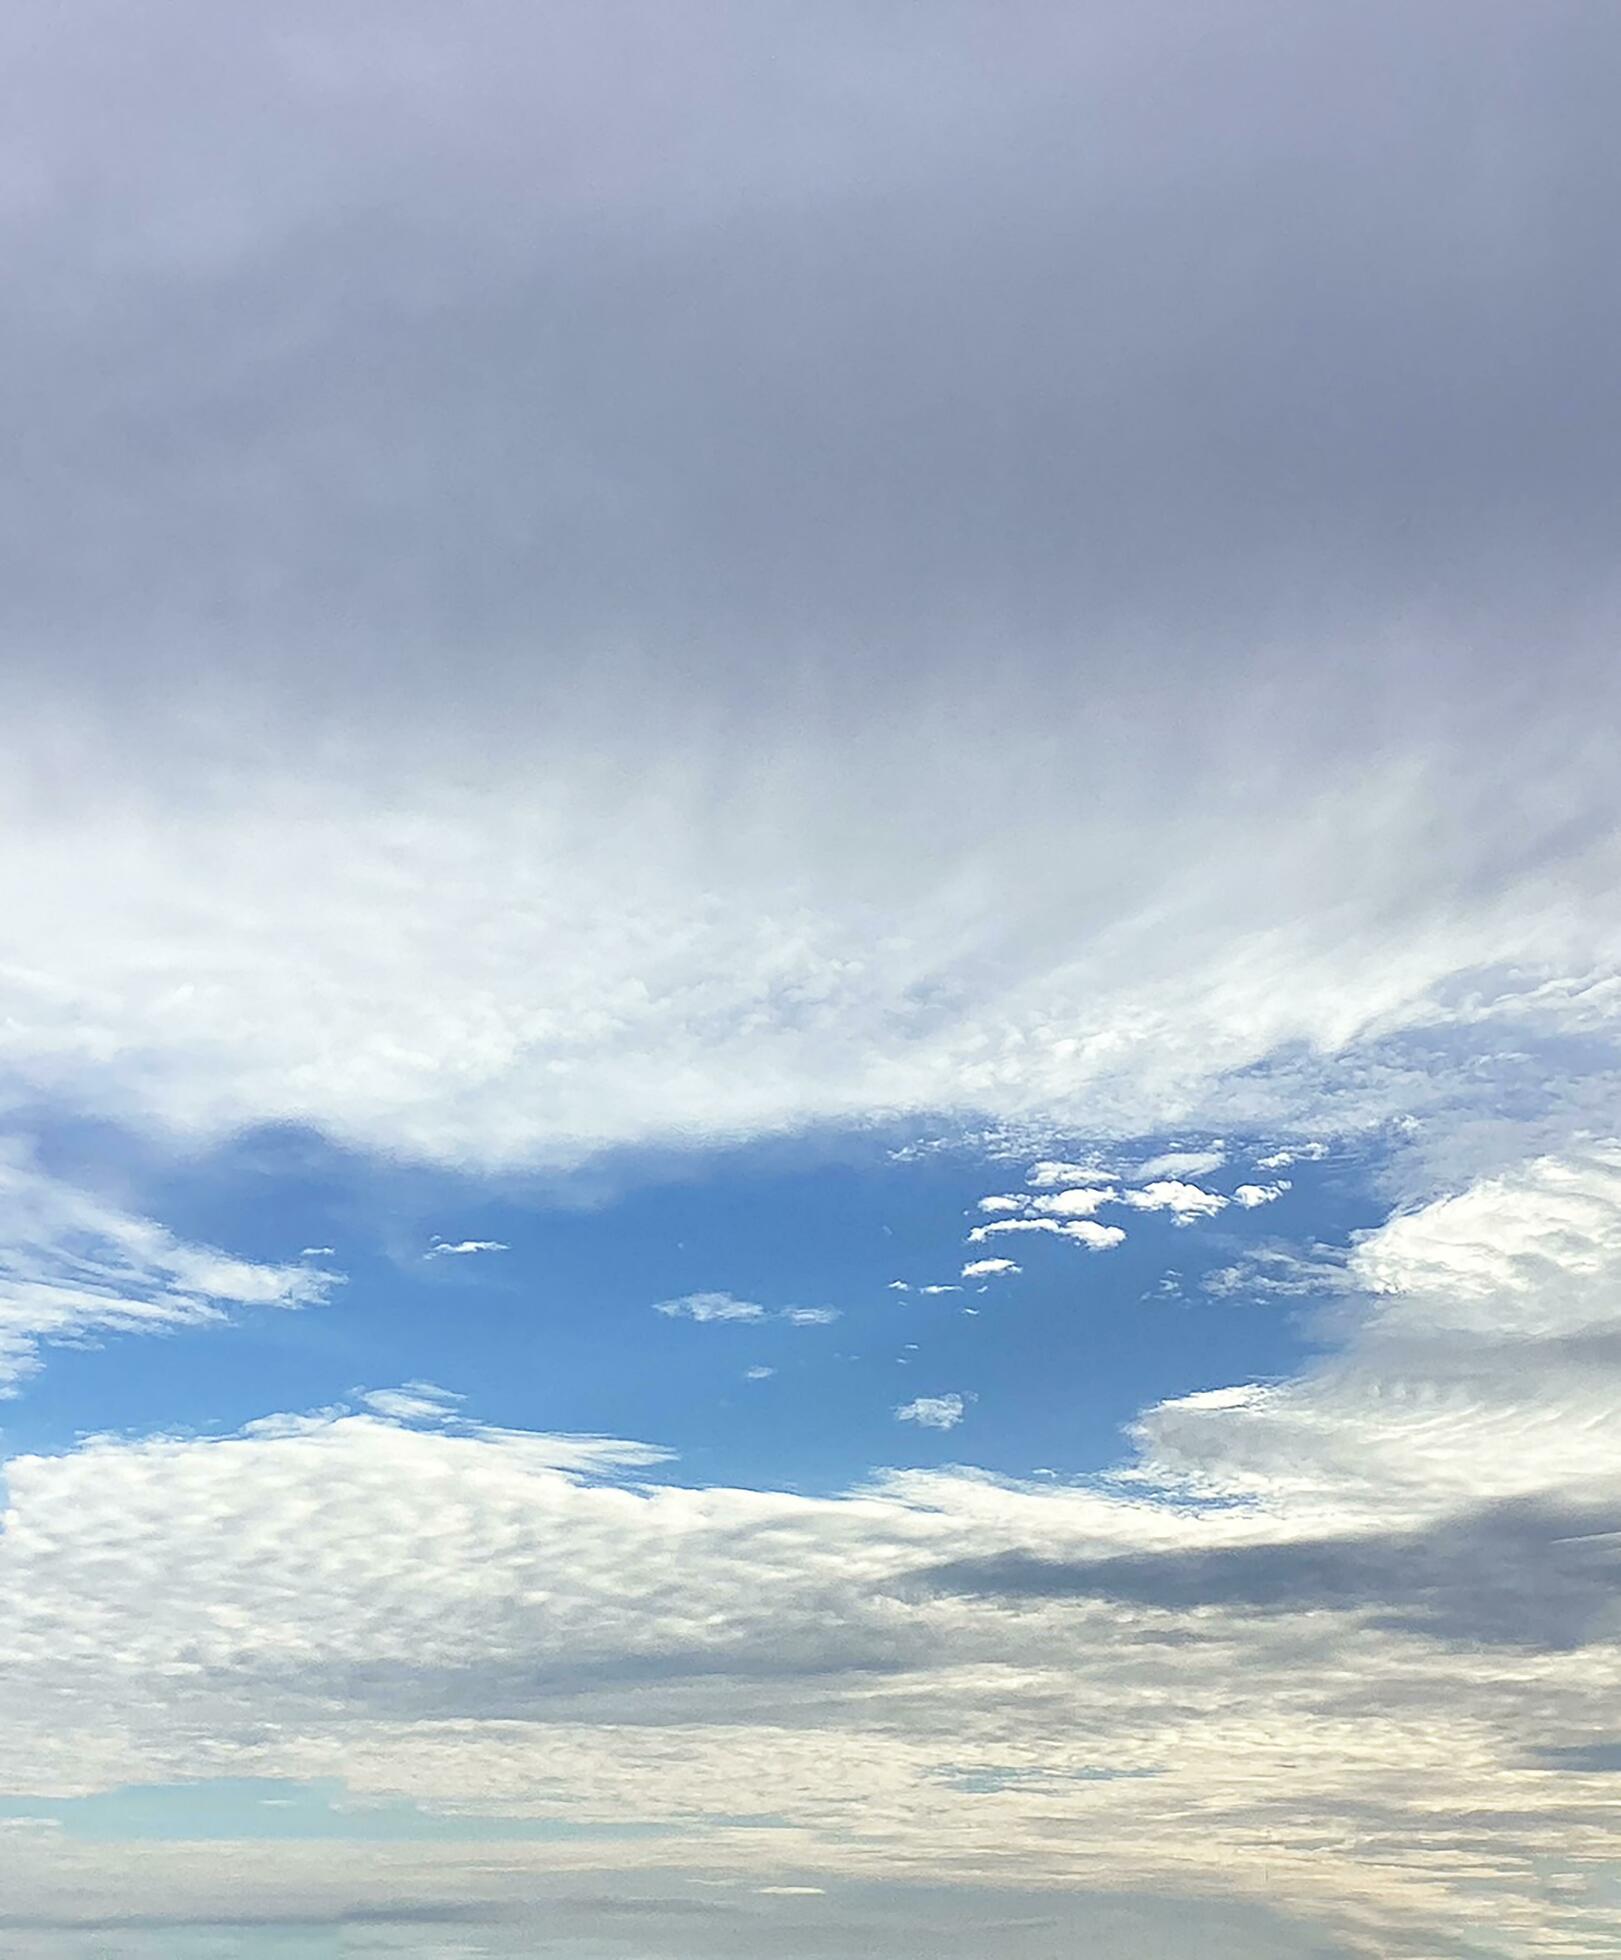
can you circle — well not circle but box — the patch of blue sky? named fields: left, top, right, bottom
left=3, top=1114, right=1387, bottom=1496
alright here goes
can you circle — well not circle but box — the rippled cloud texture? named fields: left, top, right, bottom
left=2, top=3, right=1620, bottom=1955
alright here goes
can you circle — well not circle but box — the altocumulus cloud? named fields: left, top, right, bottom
left=4, top=1157, right=1621, bottom=1950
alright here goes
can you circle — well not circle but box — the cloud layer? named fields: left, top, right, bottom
left=0, top=3, right=1615, bottom=1175
left=2, top=1149, right=1620, bottom=1952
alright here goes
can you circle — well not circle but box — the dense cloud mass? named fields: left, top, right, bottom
left=1, top=3, right=1619, bottom=1954
left=0, top=0, right=1617, bottom=1171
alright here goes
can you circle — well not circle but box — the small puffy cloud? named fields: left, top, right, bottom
left=1030, top=1186, right=1118, bottom=1217
left=1255, top=1143, right=1328, bottom=1170
left=743, top=1366, right=775, bottom=1381
left=783, top=1307, right=840, bottom=1325
left=1120, top=1181, right=1228, bottom=1222
left=976, top=1195, right=1024, bottom=1213
left=895, top=1392, right=967, bottom=1430
left=425, top=1237, right=509, bottom=1258
left=962, top=1257, right=1020, bottom=1278
left=970, top=1218, right=1124, bottom=1251
left=920, top=1283, right=961, bottom=1295
left=1232, top=1181, right=1291, bottom=1208
left=1135, top=1147, right=1227, bottom=1180
left=887, top=1280, right=911, bottom=1292
left=299, top=1246, right=336, bottom=1258
left=1026, top=1160, right=1113, bottom=1187
left=1061, top=1220, right=1127, bottom=1250
left=654, top=1291, right=766, bottom=1322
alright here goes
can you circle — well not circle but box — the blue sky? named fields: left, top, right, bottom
left=2, top=4, right=1620, bottom=1956
left=5, top=1119, right=1372, bottom=1490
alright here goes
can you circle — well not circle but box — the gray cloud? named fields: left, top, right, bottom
left=1533, top=1742, right=1621, bottom=1774
left=3, top=1, right=1619, bottom=741
left=0, top=3, right=1614, bottom=1178
left=926, top=1494, right=1621, bottom=1651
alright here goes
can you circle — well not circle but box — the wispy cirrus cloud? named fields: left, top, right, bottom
left=653, top=1293, right=839, bottom=1327
left=895, top=1393, right=968, bottom=1431
left=652, top=1292, right=766, bottom=1323
left=0, top=1146, right=336, bottom=1393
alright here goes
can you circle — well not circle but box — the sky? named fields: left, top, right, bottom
left=1, top=3, right=1620, bottom=1955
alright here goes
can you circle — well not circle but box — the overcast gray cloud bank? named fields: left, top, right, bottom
left=3, top=1, right=1619, bottom=697
left=0, top=0, right=1617, bottom=1172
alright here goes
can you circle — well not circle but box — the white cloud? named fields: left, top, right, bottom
left=1202, top=1244, right=1346, bottom=1300
left=969, top=1218, right=1126, bottom=1251
left=895, top=1393, right=967, bottom=1430
left=652, top=1292, right=766, bottom=1322
left=961, top=1258, right=1019, bottom=1278
left=299, top=1245, right=336, bottom=1257
left=1134, top=1147, right=1226, bottom=1180
left=1026, top=1162, right=1114, bottom=1188
left=1256, top=1142, right=1330, bottom=1170
left=1059, top=1220, right=1127, bottom=1250
left=887, top=1280, right=911, bottom=1292
left=1118, top=1180, right=1228, bottom=1221
left=1348, top=1148, right=1621, bottom=1338
left=425, top=1238, right=509, bottom=1258
left=1231, top=1180, right=1290, bottom=1208
left=1029, top=1186, right=1117, bottom=1216
left=976, top=1195, right=1024, bottom=1212
left=0, top=710, right=1616, bottom=1185
left=743, top=1365, right=775, bottom=1381
left=0, top=1146, right=335, bottom=1393
left=919, top=1284, right=961, bottom=1295
left=357, top=1383, right=463, bottom=1424
left=654, top=1295, right=837, bottom=1327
